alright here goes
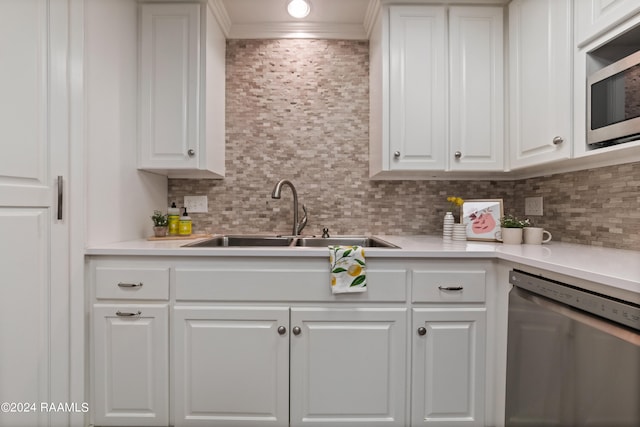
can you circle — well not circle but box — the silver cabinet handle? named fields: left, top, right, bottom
left=117, top=282, right=143, bottom=288
left=187, top=149, right=196, bottom=157
left=454, top=151, right=462, bottom=159
left=552, top=136, right=564, bottom=145
left=292, top=326, right=301, bottom=336
left=116, top=310, right=142, bottom=317
left=277, top=326, right=287, bottom=335
left=438, top=286, right=464, bottom=291
left=393, top=151, right=401, bottom=158
left=417, top=327, right=427, bottom=336
left=57, top=176, right=63, bottom=220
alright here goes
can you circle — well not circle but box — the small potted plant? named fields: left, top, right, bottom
left=498, top=214, right=530, bottom=244
left=151, top=210, right=168, bottom=237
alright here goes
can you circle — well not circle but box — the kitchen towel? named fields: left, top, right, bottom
left=329, top=245, right=367, bottom=294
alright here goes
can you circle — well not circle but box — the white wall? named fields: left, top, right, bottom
left=86, top=0, right=167, bottom=245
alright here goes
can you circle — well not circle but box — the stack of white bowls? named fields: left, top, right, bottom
left=452, top=223, right=467, bottom=241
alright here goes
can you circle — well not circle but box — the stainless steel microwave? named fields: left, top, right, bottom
left=587, top=49, right=640, bottom=146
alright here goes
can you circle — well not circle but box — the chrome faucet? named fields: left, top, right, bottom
left=271, top=179, right=308, bottom=236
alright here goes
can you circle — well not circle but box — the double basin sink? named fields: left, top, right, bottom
left=183, top=235, right=399, bottom=248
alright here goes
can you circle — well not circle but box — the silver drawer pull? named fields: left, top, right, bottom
left=117, top=282, right=143, bottom=288
left=116, top=310, right=142, bottom=317
left=438, top=286, right=464, bottom=291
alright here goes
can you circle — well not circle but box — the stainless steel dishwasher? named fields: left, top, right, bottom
left=505, top=270, right=640, bottom=427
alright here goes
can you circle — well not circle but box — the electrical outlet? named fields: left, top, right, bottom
left=184, top=195, right=208, bottom=213
left=524, top=196, right=543, bottom=216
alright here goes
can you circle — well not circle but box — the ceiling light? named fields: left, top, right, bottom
left=287, top=0, right=310, bottom=19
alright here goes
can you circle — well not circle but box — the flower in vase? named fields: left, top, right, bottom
left=446, top=196, right=464, bottom=222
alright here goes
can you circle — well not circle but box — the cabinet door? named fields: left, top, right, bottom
left=139, top=3, right=200, bottom=170
left=509, top=0, right=572, bottom=169
left=389, top=6, right=447, bottom=171
left=449, top=7, right=504, bottom=171
left=93, top=304, right=169, bottom=426
left=173, top=306, right=289, bottom=426
left=411, top=308, right=486, bottom=426
left=0, top=1, right=71, bottom=426
left=575, top=0, right=640, bottom=46
left=290, top=307, right=407, bottom=426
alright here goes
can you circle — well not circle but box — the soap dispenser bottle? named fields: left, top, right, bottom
left=178, top=207, right=192, bottom=236
left=168, top=202, right=180, bottom=235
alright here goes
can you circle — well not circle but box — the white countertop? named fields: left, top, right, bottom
left=86, top=235, right=640, bottom=299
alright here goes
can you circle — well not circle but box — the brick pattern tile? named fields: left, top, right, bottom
left=168, top=39, right=640, bottom=250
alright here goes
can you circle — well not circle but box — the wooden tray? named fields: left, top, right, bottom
left=147, top=233, right=212, bottom=241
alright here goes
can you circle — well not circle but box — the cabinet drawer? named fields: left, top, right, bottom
left=95, top=267, right=169, bottom=300
left=412, top=270, right=485, bottom=303
left=175, top=268, right=407, bottom=302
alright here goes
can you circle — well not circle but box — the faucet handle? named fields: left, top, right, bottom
left=297, top=204, right=308, bottom=235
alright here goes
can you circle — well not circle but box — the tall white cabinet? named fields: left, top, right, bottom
left=0, top=1, right=73, bottom=426
left=508, top=0, right=572, bottom=169
left=370, top=5, right=504, bottom=177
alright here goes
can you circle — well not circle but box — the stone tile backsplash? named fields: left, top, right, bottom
left=510, top=162, right=640, bottom=249
left=168, top=39, right=640, bottom=251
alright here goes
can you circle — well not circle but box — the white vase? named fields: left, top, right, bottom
left=443, top=212, right=454, bottom=241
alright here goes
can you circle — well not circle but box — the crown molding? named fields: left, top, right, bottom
left=207, top=0, right=373, bottom=40
left=228, top=22, right=368, bottom=40
left=364, top=0, right=380, bottom=39
left=207, top=0, right=231, bottom=37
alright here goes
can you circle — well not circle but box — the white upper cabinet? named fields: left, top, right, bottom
left=449, top=6, right=504, bottom=171
left=387, top=6, right=447, bottom=172
left=575, top=0, right=640, bottom=46
left=508, top=0, right=572, bottom=170
left=139, top=2, right=225, bottom=179
left=370, top=5, right=504, bottom=178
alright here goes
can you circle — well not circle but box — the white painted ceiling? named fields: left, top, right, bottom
left=214, top=0, right=377, bottom=39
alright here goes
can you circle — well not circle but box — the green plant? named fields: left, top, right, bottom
left=151, top=210, right=168, bottom=227
left=500, top=214, right=530, bottom=228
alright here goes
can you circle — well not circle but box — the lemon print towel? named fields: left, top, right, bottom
left=329, top=245, right=366, bottom=294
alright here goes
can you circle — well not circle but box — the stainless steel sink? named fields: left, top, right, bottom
left=182, top=235, right=399, bottom=248
left=294, top=236, right=399, bottom=248
left=183, top=235, right=295, bottom=247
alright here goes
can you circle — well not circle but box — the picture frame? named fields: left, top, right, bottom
left=461, top=199, right=503, bottom=241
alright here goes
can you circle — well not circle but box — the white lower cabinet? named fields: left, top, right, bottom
left=289, top=307, right=407, bottom=426
left=173, top=306, right=290, bottom=426
left=89, top=257, right=497, bottom=427
left=173, top=306, right=407, bottom=427
left=92, top=304, right=169, bottom=426
left=411, top=308, right=486, bottom=426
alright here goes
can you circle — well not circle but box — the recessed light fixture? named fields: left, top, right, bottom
left=287, top=0, right=311, bottom=19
